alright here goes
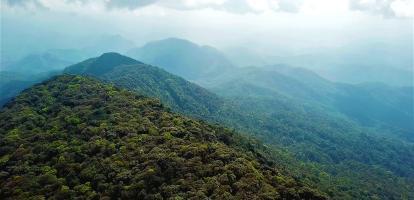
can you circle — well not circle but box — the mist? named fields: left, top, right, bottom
left=1, top=0, right=413, bottom=85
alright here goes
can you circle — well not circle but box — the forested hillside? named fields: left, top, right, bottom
left=125, top=39, right=413, bottom=139
left=62, top=52, right=414, bottom=199
left=0, top=75, right=326, bottom=199
left=207, top=65, right=414, bottom=141
left=3, top=0, right=412, bottom=199
left=2, top=51, right=412, bottom=199
left=64, top=53, right=250, bottom=126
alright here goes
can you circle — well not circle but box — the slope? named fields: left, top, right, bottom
left=0, top=75, right=326, bottom=199
left=225, top=43, right=413, bottom=86
left=124, top=38, right=413, bottom=136
left=209, top=65, right=414, bottom=141
left=64, top=52, right=244, bottom=125
left=0, top=71, right=59, bottom=106
left=62, top=53, right=414, bottom=199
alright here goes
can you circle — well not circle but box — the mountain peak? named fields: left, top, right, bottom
left=64, top=52, right=141, bottom=75
left=96, top=52, right=140, bottom=64
left=63, top=53, right=227, bottom=118
left=154, top=37, right=195, bottom=44
left=99, top=52, right=123, bottom=57
left=127, top=38, right=234, bottom=80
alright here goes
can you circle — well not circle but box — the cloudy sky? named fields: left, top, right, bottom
left=1, top=0, right=413, bottom=60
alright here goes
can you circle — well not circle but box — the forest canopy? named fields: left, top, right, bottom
left=0, top=75, right=326, bottom=199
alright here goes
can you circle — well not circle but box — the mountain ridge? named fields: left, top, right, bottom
left=2, top=50, right=413, bottom=199
left=64, top=52, right=236, bottom=123
left=0, top=75, right=326, bottom=199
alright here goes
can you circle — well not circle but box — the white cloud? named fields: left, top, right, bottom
left=1, top=0, right=411, bottom=61
left=390, top=0, right=414, bottom=17
left=181, top=0, right=227, bottom=7
left=106, top=0, right=157, bottom=9
left=349, top=0, right=414, bottom=17
left=3, top=0, right=412, bottom=18
left=299, top=0, right=349, bottom=15
left=245, top=0, right=278, bottom=12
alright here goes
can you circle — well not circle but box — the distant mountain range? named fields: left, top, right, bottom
left=123, top=38, right=413, bottom=141
left=0, top=70, right=60, bottom=105
left=206, top=64, right=414, bottom=141
left=224, top=44, right=413, bottom=86
left=126, top=38, right=235, bottom=81
left=1, top=34, right=135, bottom=74
left=2, top=53, right=73, bottom=73
left=1, top=38, right=413, bottom=199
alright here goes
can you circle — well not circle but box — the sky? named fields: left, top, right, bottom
left=1, top=0, right=413, bottom=67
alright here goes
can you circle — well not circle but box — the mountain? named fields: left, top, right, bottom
left=0, top=71, right=38, bottom=105
left=0, top=49, right=90, bottom=106
left=126, top=38, right=235, bottom=81
left=275, top=50, right=413, bottom=87
left=1, top=33, right=135, bottom=74
left=0, top=35, right=135, bottom=104
left=64, top=52, right=239, bottom=124
left=225, top=43, right=413, bottom=86
left=62, top=52, right=414, bottom=199
left=125, top=38, right=412, bottom=132
left=64, top=52, right=141, bottom=76
left=274, top=65, right=414, bottom=139
left=0, top=75, right=326, bottom=199
left=208, top=65, right=414, bottom=141
left=0, top=71, right=60, bottom=106
left=2, top=53, right=74, bottom=73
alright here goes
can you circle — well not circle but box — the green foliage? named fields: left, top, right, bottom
left=0, top=75, right=326, bottom=199
left=64, top=53, right=230, bottom=123
left=62, top=52, right=414, bottom=199
left=215, top=90, right=414, bottom=200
